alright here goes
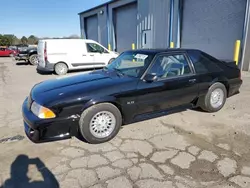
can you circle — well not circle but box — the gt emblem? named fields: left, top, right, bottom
left=127, top=101, right=135, bottom=105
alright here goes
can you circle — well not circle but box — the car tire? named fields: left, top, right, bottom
left=108, top=58, right=115, bottom=64
left=199, top=82, right=227, bottom=112
left=79, top=103, right=122, bottom=144
left=29, top=54, right=38, bottom=65
left=54, top=62, right=68, bottom=75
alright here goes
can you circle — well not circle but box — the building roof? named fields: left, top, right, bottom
left=125, top=48, right=201, bottom=55
left=78, top=0, right=117, bottom=15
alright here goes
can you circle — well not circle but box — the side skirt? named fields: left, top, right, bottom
left=129, top=103, right=194, bottom=124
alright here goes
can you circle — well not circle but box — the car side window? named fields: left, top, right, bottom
left=189, top=51, right=222, bottom=74
left=86, top=43, right=108, bottom=53
left=147, top=54, right=192, bottom=79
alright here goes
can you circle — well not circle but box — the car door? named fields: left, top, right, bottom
left=70, top=42, right=95, bottom=68
left=136, top=52, right=199, bottom=115
left=0, top=48, right=7, bottom=56
left=0, top=48, right=4, bottom=56
left=86, top=42, right=111, bottom=67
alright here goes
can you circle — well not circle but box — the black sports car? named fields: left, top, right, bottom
left=22, top=49, right=242, bottom=144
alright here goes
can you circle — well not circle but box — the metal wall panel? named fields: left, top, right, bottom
left=181, top=0, right=247, bottom=60
left=113, top=3, right=137, bottom=52
left=137, top=0, right=171, bottom=49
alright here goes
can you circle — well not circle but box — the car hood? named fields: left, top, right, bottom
left=31, top=70, right=136, bottom=106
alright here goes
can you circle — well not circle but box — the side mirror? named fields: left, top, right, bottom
left=144, top=73, right=158, bottom=83
left=99, top=48, right=104, bottom=54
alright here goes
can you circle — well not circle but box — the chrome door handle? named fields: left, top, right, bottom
left=189, top=78, right=196, bottom=83
left=90, top=54, right=94, bottom=56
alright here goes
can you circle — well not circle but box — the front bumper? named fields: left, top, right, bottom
left=22, top=97, right=78, bottom=143
left=15, top=54, right=28, bottom=61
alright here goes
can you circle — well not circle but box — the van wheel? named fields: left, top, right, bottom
left=55, top=62, right=68, bottom=75
left=199, top=82, right=227, bottom=112
left=79, top=103, right=122, bottom=144
left=108, top=58, right=115, bottom=64
left=29, top=54, right=38, bottom=65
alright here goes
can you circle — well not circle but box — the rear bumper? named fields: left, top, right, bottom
left=37, top=63, right=55, bottom=73
left=228, top=78, right=242, bottom=97
left=22, top=97, right=78, bottom=143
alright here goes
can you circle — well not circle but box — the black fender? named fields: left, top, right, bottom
left=81, top=96, right=122, bottom=114
left=210, top=76, right=229, bottom=96
left=28, top=49, right=37, bottom=57
left=79, top=96, right=126, bottom=122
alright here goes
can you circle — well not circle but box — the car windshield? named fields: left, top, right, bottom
left=106, top=51, right=155, bottom=78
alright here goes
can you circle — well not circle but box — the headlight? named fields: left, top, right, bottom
left=31, top=101, right=56, bottom=119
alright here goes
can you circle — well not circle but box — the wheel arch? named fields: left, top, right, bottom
left=54, top=61, right=69, bottom=68
left=210, top=77, right=229, bottom=97
left=29, top=51, right=37, bottom=57
left=80, top=97, right=124, bottom=121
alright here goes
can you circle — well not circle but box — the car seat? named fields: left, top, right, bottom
left=161, top=57, right=184, bottom=77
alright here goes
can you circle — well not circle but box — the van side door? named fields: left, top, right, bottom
left=86, top=42, right=112, bottom=67
left=70, top=42, right=95, bottom=68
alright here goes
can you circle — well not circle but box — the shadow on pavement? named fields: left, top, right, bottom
left=15, top=62, right=30, bottom=66
left=1, top=155, right=59, bottom=188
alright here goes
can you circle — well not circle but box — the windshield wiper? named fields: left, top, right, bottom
left=114, top=68, right=124, bottom=77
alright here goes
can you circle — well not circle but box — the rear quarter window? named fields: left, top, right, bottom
left=188, top=51, right=222, bottom=74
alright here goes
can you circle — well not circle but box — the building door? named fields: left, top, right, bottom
left=180, top=0, right=246, bottom=60
left=114, top=3, right=137, bottom=53
left=85, top=14, right=98, bottom=42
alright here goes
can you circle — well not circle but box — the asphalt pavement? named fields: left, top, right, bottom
left=1, top=57, right=250, bottom=188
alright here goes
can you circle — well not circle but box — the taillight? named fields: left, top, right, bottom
left=44, top=42, right=48, bottom=63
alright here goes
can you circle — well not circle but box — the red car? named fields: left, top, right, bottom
left=0, top=47, right=18, bottom=57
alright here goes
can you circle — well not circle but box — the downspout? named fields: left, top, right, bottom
left=169, top=0, right=174, bottom=47
left=106, top=4, right=111, bottom=49
left=240, top=0, right=250, bottom=69
left=177, top=0, right=181, bottom=48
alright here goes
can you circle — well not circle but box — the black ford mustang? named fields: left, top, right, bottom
left=22, top=49, right=242, bottom=144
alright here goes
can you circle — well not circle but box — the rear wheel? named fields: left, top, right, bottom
left=199, top=82, right=227, bottom=112
left=54, top=62, right=68, bottom=75
left=29, top=54, right=38, bottom=65
left=79, top=103, right=122, bottom=144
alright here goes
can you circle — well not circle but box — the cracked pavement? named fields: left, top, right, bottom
left=1, top=57, right=250, bottom=188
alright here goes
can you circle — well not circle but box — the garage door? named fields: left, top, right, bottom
left=114, top=3, right=137, bottom=53
left=181, top=0, right=246, bottom=60
left=85, top=14, right=98, bottom=42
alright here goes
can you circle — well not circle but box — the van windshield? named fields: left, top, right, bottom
left=106, top=51, right=154, bottom=78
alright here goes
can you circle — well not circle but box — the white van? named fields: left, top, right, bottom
left=37, top=39, right=119, bottom=75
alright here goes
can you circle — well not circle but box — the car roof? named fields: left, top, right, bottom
left=39, top=38, right=95, bottom=42
left=125, top=48, right=202, bottom=55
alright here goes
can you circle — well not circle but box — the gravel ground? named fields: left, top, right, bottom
left=0, top=57, right=250, bottom=188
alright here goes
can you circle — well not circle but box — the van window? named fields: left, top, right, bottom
left=86, top=43, right=108, bottom=53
